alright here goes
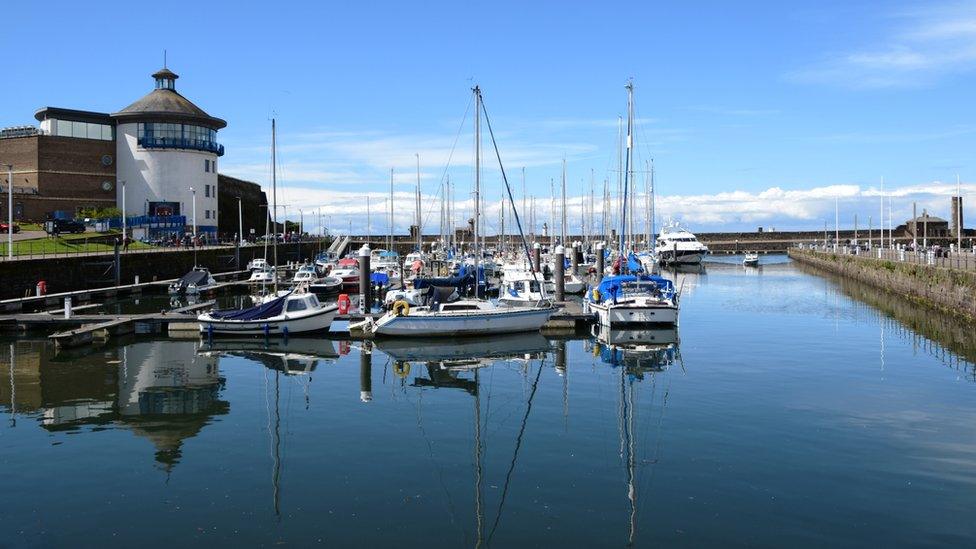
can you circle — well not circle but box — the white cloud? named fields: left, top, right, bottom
left=249, top=180, right=976, bottom=236
left=789, top=2, right=976, bottom=88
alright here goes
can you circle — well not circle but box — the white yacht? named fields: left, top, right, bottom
left=498, top=270, right=553, bottom=307
left=199, top=292, right=338, bottom=336
left=656, top=222, right=709, bottom=265
left=586, top=274, right=679, bottom=327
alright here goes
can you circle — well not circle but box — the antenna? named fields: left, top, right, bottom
left=163, top=49, right=167, bottom=68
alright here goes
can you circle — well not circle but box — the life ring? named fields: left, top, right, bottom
left=394, top=361, right=411, bottom=378
left=392, top=300, right=410, bottom=316
left=591, top=288, right=601, bottom=301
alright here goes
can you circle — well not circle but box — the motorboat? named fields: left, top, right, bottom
left=198, top=291, right=338, bottom=336
left=743, top=253, right=760, bottom=267
left=330, top=261, right=361, bottom=293
left=563, top=271, right=586, bottom=294
left=656, top=222, right=709, bottom=265
left=168, top=267, right=217, bottom=295
left=498, top=270, right=553, bottom=307
left=309, top=275, right=343, bottom=296
left=367, top=297, right=556, bottom=337
left=586, top=273, right=679, bottom=326
left=313, top=251, right=338, bottom=275
left=248, top=265, right=276, bottom=284
left=292, top=264, right=318, bottom=284
left=247, top=257, right=269, bottom=271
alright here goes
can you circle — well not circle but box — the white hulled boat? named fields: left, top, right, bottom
left=199, top=291, right=337, bottom=336
left=168, top=267, right=217, bottom=295
left=656, top=222, right=709, bottom=265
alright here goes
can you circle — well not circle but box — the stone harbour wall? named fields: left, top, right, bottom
left=788, top=248, right=976, bottom=323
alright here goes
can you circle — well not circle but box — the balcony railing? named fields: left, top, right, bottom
left=137, top=136, right=225, bottom=156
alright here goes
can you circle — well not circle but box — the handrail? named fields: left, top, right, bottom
left=138, top=136, right=224, bottom=156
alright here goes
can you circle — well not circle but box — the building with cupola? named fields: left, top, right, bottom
left=0, top=66, right=267, bottom=239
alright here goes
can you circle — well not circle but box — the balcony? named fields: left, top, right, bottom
left=137, top=136, right=224, bottom=156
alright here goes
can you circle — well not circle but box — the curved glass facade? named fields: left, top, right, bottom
left=136, top=122, right=223, bottom=156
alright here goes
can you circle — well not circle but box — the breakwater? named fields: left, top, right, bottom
left=789, top=247, right=976, bottom=323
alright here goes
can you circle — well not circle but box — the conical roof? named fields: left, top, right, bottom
left=112, top=68, right=226, bottom=129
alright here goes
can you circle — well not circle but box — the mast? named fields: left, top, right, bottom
left=416, top=154, right=422, bottom=252
left=272, top=118, right=278, bottom=293
left=620, top=81, right=634, bottom=270
left=521, top=167, right=526, bottom=243
left=561, top=158, right=567, bottom=246
left=366, top=195, right=371, bottom=242
left=880, top=176, right=884, bottom=249
left=387, top=168, right=393, bottom=251
left=650, top=159, right=656, bottom=254
left=473, top=85, right=481, bottom=297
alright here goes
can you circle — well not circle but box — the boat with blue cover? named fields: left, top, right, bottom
left=197, top=291, right=338, bottom=336
left=586, top=269, right=679, bottom=327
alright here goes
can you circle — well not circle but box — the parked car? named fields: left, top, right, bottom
left=0, top=222, right=20, bottom=233
left=44, top=219, right=86, bottom=234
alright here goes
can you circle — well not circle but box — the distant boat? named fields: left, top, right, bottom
left=248, top=265, right=276, bottom=284
left=198, top=292, right=338, bottom=336
left=169, top=267, right=216, bottom=295
left=291, top=264, right=317, bottom=284
left=743, top=252, right=760, bottom=267
left=247, top=257, right=269, bottom=271
left=656, top=222, right=709, bottom=265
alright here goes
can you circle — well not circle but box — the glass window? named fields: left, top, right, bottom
left=286, top=299, right=307, bottom=312
left=102, top=125, right=113, bottom=140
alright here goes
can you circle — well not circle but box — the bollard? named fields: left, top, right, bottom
left=360, top=342, right=373, bottom=403
left=554, top=245, right=565, bottom=302
left=532, top=242, right=541, bottom=273
left=570, top=242, right=579, bottom=275
left=134, top=275, right=139, bottom=285
left=358, top=244, right=371, bottom=313
left=595, top=243, right=605, bottom=283
left=64, top=297, right=72, bottom=319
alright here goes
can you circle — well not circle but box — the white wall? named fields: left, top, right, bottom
left=115, top=122, right=219, bottom=230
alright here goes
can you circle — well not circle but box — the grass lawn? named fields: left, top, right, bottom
left=0, top=232, right=154, bottom=256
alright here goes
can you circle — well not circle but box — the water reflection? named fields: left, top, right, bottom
left=590, top=325, right=681, bottom=377
left=1, top=340, right=226, bottom=472
left=797, top=261, right=976, bottom=377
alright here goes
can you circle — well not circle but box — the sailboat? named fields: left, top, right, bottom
left=197, top=119, right=338, bottom=336
left=586, top=81, right=680, bottom=327
left=368, top=86, right=556, bottom=337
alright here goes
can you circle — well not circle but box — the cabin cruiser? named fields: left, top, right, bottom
left=168, top=267, right=217, bottom=295
left=743, top=252, right=760, bottom=266
left=198, top=291, right=338, bottom=336
left=247, top=257, right=269, bottom=271
left=292, top=264, right=318, bottom=285
left=313, top=251, right=338, bottom=275
left=656, top=222, right=709, bottom=265
left=248, top=265, right=276, bottom=284
left=498, top=270, right=554, bottom=307
left=331, top=257, right=361, bottom=293
left=586, top=272, right=679, bottom=326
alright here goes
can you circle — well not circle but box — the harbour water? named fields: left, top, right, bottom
left=2, top=256, right=976, bottom=546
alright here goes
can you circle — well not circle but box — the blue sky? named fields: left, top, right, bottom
left=4, top=0, right=975, bottom=233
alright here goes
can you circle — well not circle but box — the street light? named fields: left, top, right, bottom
left=298, top=208, right=304, bottom=241
left=6, top=164, right=12, bottom=259
left=237, top=196, right=243, bottom=244
left=189, top=186, right=197, bottom=244
left=120, top=180, right=126, bottom=247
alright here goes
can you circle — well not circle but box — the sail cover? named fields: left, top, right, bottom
left=208, top=293, right=291, bottom=321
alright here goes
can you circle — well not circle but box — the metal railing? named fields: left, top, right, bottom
left=795, top=243, right=976, bottom=272
left=138, top=136, right=225, bottom=156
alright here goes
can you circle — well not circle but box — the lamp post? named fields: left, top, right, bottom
left=6, top=164, right=12, bottom=259
left=189, top=186, right=197, bottom=244
left=120, top=180, right=126, bottom=246
left=299, top=208, right=304, bottom=241
left=237, top=196, right=243, bottom=244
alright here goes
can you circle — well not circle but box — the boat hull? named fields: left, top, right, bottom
left=589, top=301, right=678, bottom=326
left=659, top=250, right=705, bottom=265
left=373, top=306, right=555, bottom=337
left=198, top=305, right=338, bottom=336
